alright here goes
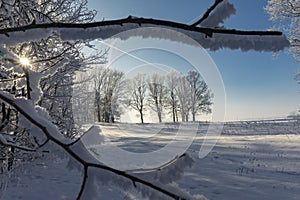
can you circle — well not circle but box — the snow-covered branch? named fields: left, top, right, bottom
left=0, top=91, right=196, bottom=199
left=0, top=16, right=289, bottom=52
left=198, top=0, right=236, bottom=28
left=191, top=0, right=224, bottom=26
left=0, top=16, right=281, bottom=36
left=0, top=134, right=36, bottom=152
left=265, top=0, right=299, bottom=60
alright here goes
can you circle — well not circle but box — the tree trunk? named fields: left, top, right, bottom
left=154, top=97, right=162, bottom=123
left=192, top=112, right=196, bottom=122
left=104, top=111, right=110, bottom=123
left=172, top=106, right=176, bottom=123
left=96, top=105, right=101, bottom=122
left=139, top=109, right=144, bottom=124
left=95, top=91, right=101, bottom=122
left=171, top=91, right=176, bottom=123
left=111, top=115, right=115, bottom=123
left=158, top=112, right=162, bottom=123
left=157, top=106, right=162, bottom=123
left=7, top=147, right=14, bottom=171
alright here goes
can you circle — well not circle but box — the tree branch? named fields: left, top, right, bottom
left=0, top=76, right=26, bottom=83
left=0, top=92, right=187, bottom=199
left=77, top=165, right=88, bottom=199
left=191, top=0, right=224, bottom=27
left=32, top=45, right=73, bottom=64
left=0, top=16, right=283, bottom=38
left=0, top=133, right=48, bottom=152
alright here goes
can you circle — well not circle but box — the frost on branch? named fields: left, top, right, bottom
left=265, top=0, right=299, bottom=60
left=0, top=22, right=290, bottom=53
left=0, top=29, right=53, bottom=47
left=0, top=92, right=69, bottom=143
left=199, top=0, right=236, bottom=28
left=0, top=0, right=293, bottom=199
left=0, top=0, right=291, bottom=53
left=0, top=90, right=201, bottom=199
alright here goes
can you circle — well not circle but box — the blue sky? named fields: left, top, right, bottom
left=88, top=0, right=300, bottom=121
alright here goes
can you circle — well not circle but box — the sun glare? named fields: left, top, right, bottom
left=19, top=57, right=30, bottom=66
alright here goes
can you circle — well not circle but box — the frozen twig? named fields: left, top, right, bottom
left=191, top=0, right=224, bottom=27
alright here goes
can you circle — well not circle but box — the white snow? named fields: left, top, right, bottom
left=83, top=123, right=198, bottom=171
left=1, top=120, right=300, bottom=199
left=0, top=28, right=53, bottom=46
left=28, top=70, right=43, bottom=104
left=200, top=0, right=236, bottom=28
left=0, top=157, right=82, bottom=200
left=0, top=92, right=69, bottom=142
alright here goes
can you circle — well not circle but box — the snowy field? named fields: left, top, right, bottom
left=1, top=119, right=300, bottom=200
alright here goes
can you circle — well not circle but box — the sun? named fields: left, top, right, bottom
left=19, top=57, right=30, bottom=66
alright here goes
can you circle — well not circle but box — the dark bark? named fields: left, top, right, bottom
left=192, top=112, right=196, bottom=122
left=0, top=16, right=284, bottom=38
left=191, top=0, right=224, bottom=27
left=139, top=109, right=144, bottom=124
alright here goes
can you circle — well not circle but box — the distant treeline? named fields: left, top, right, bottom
left=73, top=67, right=213, bottom=124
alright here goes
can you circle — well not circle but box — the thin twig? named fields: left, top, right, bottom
left=0, top=76, right=26, bottom=83
left=191, top=0, right=224, bottom=27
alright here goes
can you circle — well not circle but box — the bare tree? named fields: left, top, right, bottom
left=90, top=66, right=125, bottom=123
left=93, top=67, right=110, bottom=122
left=147, top=73, right=166, bottom=123
left=165, top=70, right=180, bottom=123
left=176, top=76, right=192, bottom=122
left=111, top=74, right=130, bottom=122
left=101, top=69, right=124, bottom=123
left=71, top=72, right=95, bottom=126
left=186, top=70, right=213, bottom=122
left=129, top=73, right=147, bottom=124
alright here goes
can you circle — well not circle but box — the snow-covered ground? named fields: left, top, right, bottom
left=1, top=120, right=300, bottom=200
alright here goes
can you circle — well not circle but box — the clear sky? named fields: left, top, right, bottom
left=87, top=0, right=300, bottom=121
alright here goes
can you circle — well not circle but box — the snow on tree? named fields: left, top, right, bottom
left=176, top=76, right=193, bottom=122
left=147, top=73, right=167, bottom=123
left=186, top=70, right=213, bottom=122
left=0, top=0, right=293, bottom=199
left=92, top=66, right=110, bottom=123
left=165, top=70, right=180, bottom=123
left=72, top=65, right=127, bottom=125
left=129, top=73, right=148, bottom=124
left=93, top=66, right=125, bottom=123
left=265, top=0, right=300, bottom=60
left=1, top=0, right=103, bottom=138
left=71, top=71, right=96, bottom=126
left=0, top=0, right=103, bottom=174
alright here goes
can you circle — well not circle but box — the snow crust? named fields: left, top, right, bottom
left=1, top=121, right=300, bottom=199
